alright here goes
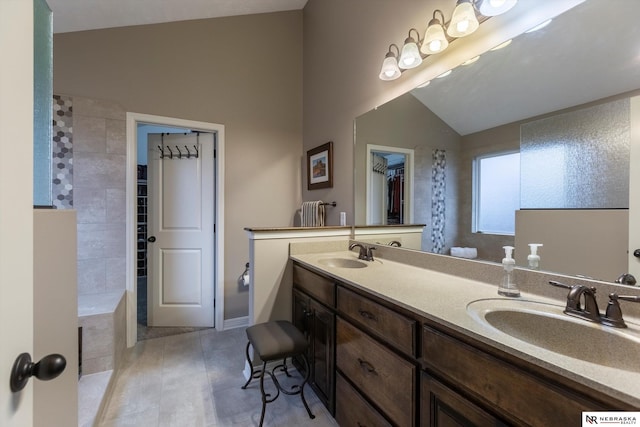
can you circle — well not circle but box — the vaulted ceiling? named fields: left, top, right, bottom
left=47, top=0, right=308, bottom=33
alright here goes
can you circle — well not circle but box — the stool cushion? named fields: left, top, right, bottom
left=246, top=320, right=308, bottom=361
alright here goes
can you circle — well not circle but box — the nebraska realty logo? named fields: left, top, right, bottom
left=583, top=412, right=640, bottom=426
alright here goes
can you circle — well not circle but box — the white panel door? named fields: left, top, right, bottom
left=1, top=0, right=34, bottom=425
left=147, top=133, right=215, bottom=327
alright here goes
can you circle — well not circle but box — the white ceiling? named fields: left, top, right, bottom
left=47, top=0, right=308, bottom=33
left=411, top=0, right=640, bottom=135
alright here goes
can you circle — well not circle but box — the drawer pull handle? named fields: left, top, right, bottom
left=357, top=358, right=377, bottom=375
left=358, top=309, right=377, bottom=321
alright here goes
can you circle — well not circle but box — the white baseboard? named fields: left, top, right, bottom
left=222, top=316, right=249, bottom=330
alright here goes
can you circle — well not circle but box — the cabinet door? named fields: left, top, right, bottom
left=310, top=299, right=335, bottom=413
left=292, top=290, right=312, bottom=376
left=421, top=374, right=504, bottom=427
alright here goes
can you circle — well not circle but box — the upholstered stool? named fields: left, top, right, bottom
left=241, top=320, right=315, bottom=426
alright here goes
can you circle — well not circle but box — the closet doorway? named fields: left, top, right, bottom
left=126, top=113, right=225, bottom=347
left=366, top=144, right=414, bottom=225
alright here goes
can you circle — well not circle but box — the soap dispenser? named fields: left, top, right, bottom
left=527, top=243, right=543, bottom=270
left=498, top=246, right=520, bottom=297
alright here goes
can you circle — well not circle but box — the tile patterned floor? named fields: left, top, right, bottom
left=99, top=328, right=339, bottom=427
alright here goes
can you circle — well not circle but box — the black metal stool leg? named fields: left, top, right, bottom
left=241, top=341, right=254, bottom=389
left=258, top=361, right=268, bottom=427
left=299, top=352, right=315, bottom=420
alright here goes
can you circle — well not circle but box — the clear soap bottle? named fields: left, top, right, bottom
left=527, top=243, right=543, bottom=270
left=498, top=246, right=520, bottom=297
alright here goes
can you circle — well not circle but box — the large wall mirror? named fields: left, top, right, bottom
left=354, top=0, right=640, bottom=282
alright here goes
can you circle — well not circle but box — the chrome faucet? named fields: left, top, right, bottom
left=549, top=281, right=640, bottom=328
left=349, top=243, right=375, bottom=261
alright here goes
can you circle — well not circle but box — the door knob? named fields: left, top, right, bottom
left=10, top=353, right=66, bottom=392
left=147, top=236, right=156, bottom=242
left=634, top=249, right=640, bottom=258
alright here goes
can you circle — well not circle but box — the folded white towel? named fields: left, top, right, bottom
left=451, top=247, right=478, bottom=259
left=301, top=201, right=325, bottom=227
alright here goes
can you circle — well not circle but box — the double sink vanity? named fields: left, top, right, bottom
left=289, top=241, right=640, bottom=426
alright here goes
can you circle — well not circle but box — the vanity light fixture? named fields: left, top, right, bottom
left=421, top=10, right=449, bottom=55
left=399, top=29, right=423, bottom=69
left=448, top=0, right=480, bottom=38
left=379, top=44, right=402, bottom=81
left=378, top=0, right=519, bottom=81
left=474, top=0, right=517, bottom=17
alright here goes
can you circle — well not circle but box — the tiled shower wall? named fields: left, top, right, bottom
left=53, top=95, right=127, bottom=295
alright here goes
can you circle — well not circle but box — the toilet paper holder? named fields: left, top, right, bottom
left=238, top=262, right=250, bottom=287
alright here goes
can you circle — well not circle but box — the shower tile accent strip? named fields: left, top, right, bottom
left=52, top=94, right=73, bottom=209
left=431, top=149, right=446, bottom=254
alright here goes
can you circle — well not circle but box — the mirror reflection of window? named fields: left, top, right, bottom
left=473, top=151, right=520, bottom=235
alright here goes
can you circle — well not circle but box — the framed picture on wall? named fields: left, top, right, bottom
left=307, top=141, right=333, bottom=190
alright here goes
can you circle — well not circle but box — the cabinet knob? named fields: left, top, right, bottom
left=634, top=249, right=640, bottom=258
left=147, top=236, right=156, bottom=243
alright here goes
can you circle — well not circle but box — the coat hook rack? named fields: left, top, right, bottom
left=158, top=143, right=200, bottom=160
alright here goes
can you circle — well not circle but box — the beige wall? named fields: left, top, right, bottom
left=54, top=12, right=303, bottom=318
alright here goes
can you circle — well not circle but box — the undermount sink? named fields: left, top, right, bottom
left=467, top=298, right=640, bottom=372
left=317, top=257, right=368, bottom=269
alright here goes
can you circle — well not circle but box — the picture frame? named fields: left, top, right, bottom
left=307, top=141, right=333, bottom=190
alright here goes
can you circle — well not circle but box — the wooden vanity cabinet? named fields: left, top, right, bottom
left=421, top=325, right=626, bottom=426
left=291, top=261, right=637, bottom=427
left=292, top=265, right=336, bottom=414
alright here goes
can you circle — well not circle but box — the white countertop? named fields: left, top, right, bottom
left=291, top=250, right=640, bottom=408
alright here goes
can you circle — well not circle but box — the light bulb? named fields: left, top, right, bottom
left=421, top=12, right=449, bottom=55
left=448, top=0, right=479, bottom=38
left=399, top=35, right=422, bottom=69
left=379, top=54, right=401, bottom=81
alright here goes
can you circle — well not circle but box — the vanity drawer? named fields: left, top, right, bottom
left=293, top=264, right=335, bottom=307
left=335, top=372, right=392, bottom=427
left=338, top=286, right=415, bottom=355
left=337, top=317, right=416, bottom=427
